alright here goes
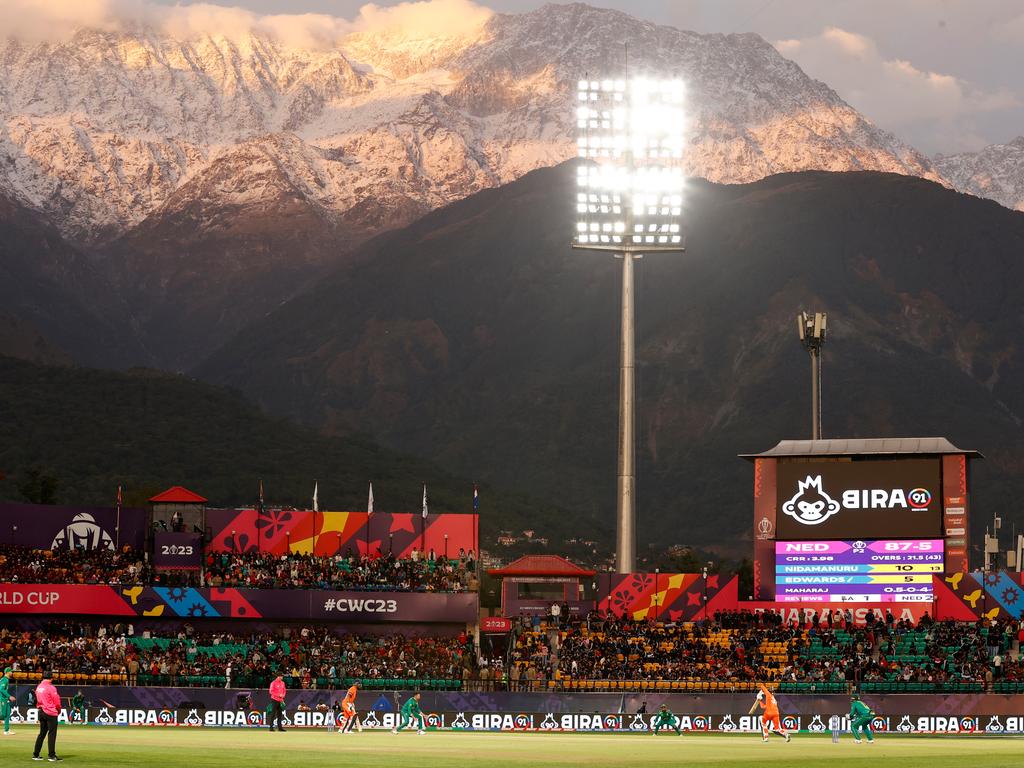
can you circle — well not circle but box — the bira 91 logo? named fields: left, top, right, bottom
left=783, top=475, right=933, bottom=526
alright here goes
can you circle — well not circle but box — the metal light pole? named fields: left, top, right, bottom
left=573, top=78, right=686, bottom=573
left=797, top=311, right=827, bottom=440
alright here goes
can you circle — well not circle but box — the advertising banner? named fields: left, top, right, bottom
left=775, top=460, right=942, bottom=539
left=205, top=509, right=477, bottom=559
left=942, top=454, right=970, bottom=573
left=752, top=458, right=778, bottom=600
left=0, top=502, right=146, bottom=551
left=11, top=690, right=1024, bottom=735
left=740, top=601, right=935, bottom=626
left=0, top=584, right=477, bottom=623
left=153, top=533, right=202, bottom=569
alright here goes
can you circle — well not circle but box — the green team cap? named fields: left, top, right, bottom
left=3, top=667, right=10, bottom=674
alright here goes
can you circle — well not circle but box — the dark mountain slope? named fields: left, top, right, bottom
left=0, top=355, right=580, bottom=544
left=0, top=193, right=146, bottom=367
left=197, top=164, right=1024, bottom=549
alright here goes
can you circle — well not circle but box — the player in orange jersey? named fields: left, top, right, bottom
left=748, top=684, right=791, bottom=743
left=339, top=681, right=362, bottom=734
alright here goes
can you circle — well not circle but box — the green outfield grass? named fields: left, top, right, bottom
left=0, top=728, right=1021, bottom=767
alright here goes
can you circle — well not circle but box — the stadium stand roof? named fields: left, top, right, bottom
left=149, top=486, right=208, bottom=503
left=487, top=554, right=596, bottom=578
left=740, top=437, right=982, bottom=461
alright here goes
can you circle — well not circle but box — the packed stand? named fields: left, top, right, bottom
left=0, top=545, right=152, bottom=585
left=201, top=549, right=477, bottom=592
left=507, top=610, right=1024, bottom=693
left=0, top=544, right=477, bottom=592
left=0, top=622, right=476, bottom=690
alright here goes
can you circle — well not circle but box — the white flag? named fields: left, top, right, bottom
left=367, top=482, right=374, bottom=515
left=421, top=484, right=428, bottom=519
left=312, top=481, right=319, bottom=513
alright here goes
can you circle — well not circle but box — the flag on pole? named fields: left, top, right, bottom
left=367, top=482, right=374, bottom=515
left=473, top=484, right=479, bottom=512
left=421, top=484, right=428, bottom=519
left=313, top=481, right=319, bottom=512
left=258, top=479, right=265, bottom=515
left=116, top=484, right=122, bottom=549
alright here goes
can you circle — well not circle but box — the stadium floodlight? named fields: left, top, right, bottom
left=573, top=76, right=687, bottom=574
left=797, top=311, right=827, bottom=440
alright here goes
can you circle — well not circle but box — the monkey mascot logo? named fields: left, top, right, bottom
left=782, top=476, right=841, bottom=526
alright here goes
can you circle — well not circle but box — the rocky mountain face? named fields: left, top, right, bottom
left=0, top=4, right=944, bottom=242
left=934, top=137, right=1024, bottom=213
left=196, top=163, right=1024, bottom=550
left=0, top=3, right=954, bottom=368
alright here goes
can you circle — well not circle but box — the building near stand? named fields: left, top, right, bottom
left=488, top=555, right=595, bottom=617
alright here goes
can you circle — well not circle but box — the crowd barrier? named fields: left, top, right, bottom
left=4, top=688, right=1024, bottom=734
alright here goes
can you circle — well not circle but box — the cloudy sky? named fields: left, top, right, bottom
left=15, top=0, right=1024, bottom=154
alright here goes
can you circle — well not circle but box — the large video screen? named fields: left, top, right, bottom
left=774, top=539, right=943, bottom=603
left=775, top=459, right=942, bottom=539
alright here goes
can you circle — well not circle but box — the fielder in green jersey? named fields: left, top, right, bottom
left=652, top=704, right=681, bottom=735
left=1, top=667, right=14, bottom=735
left=71, top=691, right=86, bottom=723
left=849, top=695, right=875, bottom=743
left=392, top=693, right=425, bottom=734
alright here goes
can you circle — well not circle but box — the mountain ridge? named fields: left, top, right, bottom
left=934, top=136, right=1024, bottom=213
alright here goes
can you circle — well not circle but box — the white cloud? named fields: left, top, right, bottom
left=0, top=0, right=493, bottom=48
left=354, top=0, right=493, bottom=38
left=773, top=25, right=1019, bottom=150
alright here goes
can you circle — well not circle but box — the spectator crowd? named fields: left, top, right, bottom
left=1, top=622, right=475, bottom=689
left=0, top=545, right=151, bottom=585
left=0, top=545, right=477, bottom=593
left=508, top=610, right=1024, bottom=692
left=201, top=550, right=476, bottom=592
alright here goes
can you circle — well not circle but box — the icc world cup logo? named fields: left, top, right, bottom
left=51, top=513, right=115, bottom=551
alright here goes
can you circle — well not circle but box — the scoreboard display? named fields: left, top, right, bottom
left=774, top=539, right=943, bottom=603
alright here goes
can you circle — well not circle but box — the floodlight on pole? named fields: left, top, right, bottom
left=572, top=77, right=687, bottom=574
left=797, top=311, right=827, bottom=440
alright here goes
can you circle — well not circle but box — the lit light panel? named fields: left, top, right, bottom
left=574, top=78, right=686, bottom=248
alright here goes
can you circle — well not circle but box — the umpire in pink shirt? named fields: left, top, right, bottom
left=33, top=671, right=61, bottom=762
left=268, top=675, right=286, bottom=732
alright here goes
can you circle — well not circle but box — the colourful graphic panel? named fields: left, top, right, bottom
left=596, top=573, right=738, bottom=621
left=205, top=510, right=477, bottom=557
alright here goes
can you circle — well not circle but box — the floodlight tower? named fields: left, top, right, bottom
left=572, top=77, right=686, bottom=573
left=797, top=311, right=827, bottom=440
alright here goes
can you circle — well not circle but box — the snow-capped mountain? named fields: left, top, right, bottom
left=933, top=137, right=1024, bottom=213
left=0, top=2, right=945, bottom=244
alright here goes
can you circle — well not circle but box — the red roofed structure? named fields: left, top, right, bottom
left=150, top=487, right=207, bottom=535
left=488, top=555, right=596, bottom=618
left=487, top=555, right=596, bottom=578
left=149, top=486, right=208, bottom=504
